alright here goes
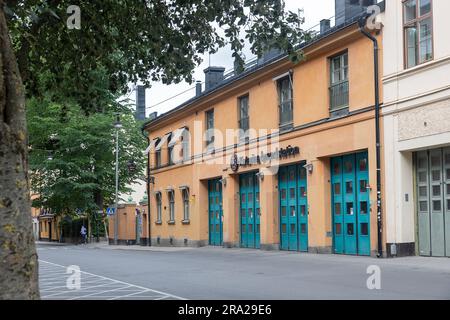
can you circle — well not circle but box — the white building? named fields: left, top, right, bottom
left=382, top=0, right=450, bottom=257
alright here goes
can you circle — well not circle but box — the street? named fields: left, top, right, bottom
left=36, top=243, right=450, bottom=300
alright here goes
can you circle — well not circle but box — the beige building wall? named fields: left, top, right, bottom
left=382, top=0, right=450, bottom=255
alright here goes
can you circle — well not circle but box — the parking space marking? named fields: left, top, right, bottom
left=39, top=260, right=186, bottom=300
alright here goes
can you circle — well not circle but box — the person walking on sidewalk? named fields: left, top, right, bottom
left=80, top=225, right=87, bottom=244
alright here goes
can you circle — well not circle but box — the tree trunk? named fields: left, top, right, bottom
left=0, top=3, right=39, bottom=299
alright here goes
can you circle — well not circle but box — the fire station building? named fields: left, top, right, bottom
left=143, top=2, right=385, bottom=256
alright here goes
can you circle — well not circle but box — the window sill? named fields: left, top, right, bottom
left=155, top=221, right=162, bottom=225
left=238, top=136, right=250, bottom=145
left=181, top=220, right=190, bottom=225
left=279, top=123, right=294, bottom=133
left=329, top=107, right=349, bottom=119
left=167, top=220, right=176, bottom=225
left=205, top=148, right=216, bottom=155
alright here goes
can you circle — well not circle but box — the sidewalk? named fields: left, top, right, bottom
left=86, top=242, right=196, bottom=252
left=35, top=241, right=73, bottom=246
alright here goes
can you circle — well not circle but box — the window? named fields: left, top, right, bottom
left=155, top=149, right=161, bottom=168
left=154, top=137, right=163, bottom=168
left=168, top=190, right=175, bottom=222
left=238, top=95, right=250, bottom=142
left=182, top=188, right=190, bottom=221
left=167, top=134, right=174, bottom=165
left=404, top=0, right=433, bottom=68
left=329, top=52, right=349, bottom=112
left=277, top=76, right=293, bottom=130
left=205, top=109, right=215, bottom=150
left=156, top=192, right=162, bottom=223
left=181, top=129, right=190, bottom=162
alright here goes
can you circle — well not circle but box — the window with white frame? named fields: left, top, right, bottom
left=205, top=109, right=215, bottom=150
left=329, top=52, right=349, bottom=112
left=277, top=76, right=293, bottom=130
left=403, top=0, right=433, bottom=68
left=155, top=192, right=162, bottom=222
left=181, top=128, right=190, bottom=162
left=167, top=134, right=174, bottom=165
left=155, top=138, right=162, bottom=168
left=238, top=95, right=250, bottom=141
left=168, top=190, right=175, bottom=222
left=182, top=188, right=190, bottom=221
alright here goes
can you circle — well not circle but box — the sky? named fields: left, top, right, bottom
left=135, top=0, right=335, bottom=118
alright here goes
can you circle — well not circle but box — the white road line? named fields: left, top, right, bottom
left=40, top=280, right=117, bottom=292
left=39, top=260, right=186, bottom=300
left=43, top=286, right=131, bottom=299
left=69, top=285, right=132, bottom=300
left=108, top=290, right=154, bottom=300
left=46, top=295, right=146, bottom=299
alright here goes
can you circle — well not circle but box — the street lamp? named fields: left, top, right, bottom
left=127, top=160, right=137, bottom=173
left=114, top=113, right=122, bottom=245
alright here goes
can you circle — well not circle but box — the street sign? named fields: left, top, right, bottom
left=106, top=208, right=116, bottom=216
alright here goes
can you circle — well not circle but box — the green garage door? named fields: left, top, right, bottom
left=240, top=172, right=261, bottom=249
left=208, top=179, right=223, bottom=246
left=279, top=164, right=308, bottom=252
left=331, top=152, right=370, bottom=256
left=416, top=148, right=450, bottom=257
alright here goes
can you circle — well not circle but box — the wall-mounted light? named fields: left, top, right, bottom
left=148, top=176, right=156, bottom=185
left=127, top=160, right=137, bottom=173
left=256, top=171, right=265, bottom=181
left=114, top=113, right=122, bottom=129
left=219, top=178, right=227, bottom=187
left=303, top=163, right=314, bottom=175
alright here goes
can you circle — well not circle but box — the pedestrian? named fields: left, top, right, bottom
left=80, top=225, right=87, bottom=244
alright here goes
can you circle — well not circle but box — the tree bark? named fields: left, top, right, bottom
left=0, top=3, right=39, bottom=300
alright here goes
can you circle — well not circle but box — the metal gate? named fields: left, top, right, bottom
left=279, top=164, right=308, bottom=252
left=416, top=148, right=450, bottom=257
left=331, top=152, right=370, bottom=256
left=240, top=172, right=261, bottom=249
left=208, top=179, right=223, bottom=246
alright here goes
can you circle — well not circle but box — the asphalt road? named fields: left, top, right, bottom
left=37, top=243, right=450, bottom=300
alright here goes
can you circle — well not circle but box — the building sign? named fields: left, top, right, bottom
left=230, top=145, right=300, bottom=172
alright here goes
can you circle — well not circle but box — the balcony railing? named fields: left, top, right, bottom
left=329, top=81, right=349, bottom=112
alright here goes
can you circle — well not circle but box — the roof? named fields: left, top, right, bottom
left=143, top=1, right=385, bottom=131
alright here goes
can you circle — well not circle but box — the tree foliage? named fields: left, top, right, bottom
left=6, top=0, right=309, bottom=110
left=27, top=94, right=146, bottom=216
left=0, top=0, right=309, bottom=299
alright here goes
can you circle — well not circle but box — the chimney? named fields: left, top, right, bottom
left=135, top=85, right=146, bottom=121
left=195, top=81, right=202, bottom=97
left=257, top=47, right=283, bottom=65
left=149, top=112, right=158, bottom=121
left=335, top=0, right=376, bottom=26
left=320, top=19, right=331, bottom=34
left=204, top=66, right=225, bottom=91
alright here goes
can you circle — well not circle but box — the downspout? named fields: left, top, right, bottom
left=141, top=127, right=152, bottom=247
left=358, top=14, right=383, bottom=258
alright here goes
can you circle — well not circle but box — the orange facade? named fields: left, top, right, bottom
left=143, top=22, right=385, bottom=256
left=108, top=201, right=149, bottom=245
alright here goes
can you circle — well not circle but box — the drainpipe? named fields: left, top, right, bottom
left=358, top=14, right=383, bottom=258
left=142, top=128, right=152, bottom=247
